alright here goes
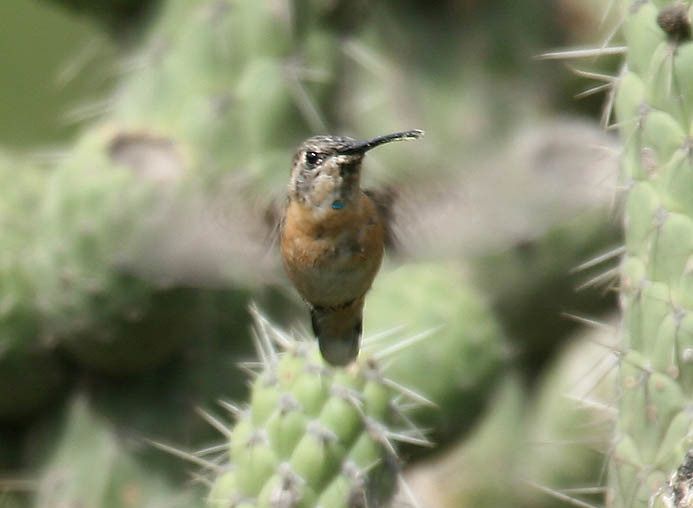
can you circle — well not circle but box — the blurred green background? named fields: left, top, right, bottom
left=0, top=2, right=118, bottom=147
left=0, top=1, right=622, bottom=507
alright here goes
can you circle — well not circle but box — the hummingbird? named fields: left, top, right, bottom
left=279, top=129, right=424, bottom=366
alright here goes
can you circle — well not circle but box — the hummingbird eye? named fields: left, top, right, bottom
left=304, top=151, right=323, bottom=168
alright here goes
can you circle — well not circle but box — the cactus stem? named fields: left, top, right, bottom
left=204, top=307, right=437, bottom=505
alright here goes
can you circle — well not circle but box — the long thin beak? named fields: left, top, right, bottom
left=338, top=129, right=424, bottom=155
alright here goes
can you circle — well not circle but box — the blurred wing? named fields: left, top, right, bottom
left=364, top=186, right=399, bottom=252
left=264, top=196, right=287, bottom=253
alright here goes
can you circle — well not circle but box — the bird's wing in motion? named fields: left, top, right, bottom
left=363, top=186, right=399, bottom=252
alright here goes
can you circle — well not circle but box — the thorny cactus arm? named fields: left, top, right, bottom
left=550, top=1, right=693, bottom=506
left=202, top=308, right=431, bottom=508
left=611, top=2, right=693, bottom=506
left=543, top=1, right=693, bottom=506
left=610, top=1, right=693, bottom=507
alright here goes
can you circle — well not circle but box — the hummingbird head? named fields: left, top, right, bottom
left=288, top=130, right=424, bottom=213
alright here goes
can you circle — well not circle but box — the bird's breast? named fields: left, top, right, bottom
left=280, top=194, right=384, bottom=307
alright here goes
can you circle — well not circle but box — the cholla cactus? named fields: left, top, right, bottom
left=611, top=2, right=693, bottom=506
left=547, top=1, right=693, bottom=506
left=202, top=308, right=431, bottom=507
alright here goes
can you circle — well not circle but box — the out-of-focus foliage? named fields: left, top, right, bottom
left=0, top=2, right=118, bottom=147
left=41, top=0, right=159, bottom=32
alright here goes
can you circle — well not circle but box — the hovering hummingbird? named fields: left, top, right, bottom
left=279, top=129, right=424, bottom=366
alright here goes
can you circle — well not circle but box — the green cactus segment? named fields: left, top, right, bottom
left=364, top=263, right=506, bottom=443
left=34, top=397, right=203, bottom=508
left=207, top=314, right=421, bottom=507
left=612, top=1, right=693, bottom=505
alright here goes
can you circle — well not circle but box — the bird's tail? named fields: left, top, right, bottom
left=311, top=298, right=364, bottom=367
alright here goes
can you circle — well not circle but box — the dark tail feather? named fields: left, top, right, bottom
left=310, top=302, right=363, bottom=366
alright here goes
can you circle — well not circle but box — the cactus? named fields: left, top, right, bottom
left=205, top=309, right=428, bottom=507
left=547, top=2, right=693, bottom=504
left=609, top=1, right=693, bottom=505
left=204, top=263, right=506, bottom=505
